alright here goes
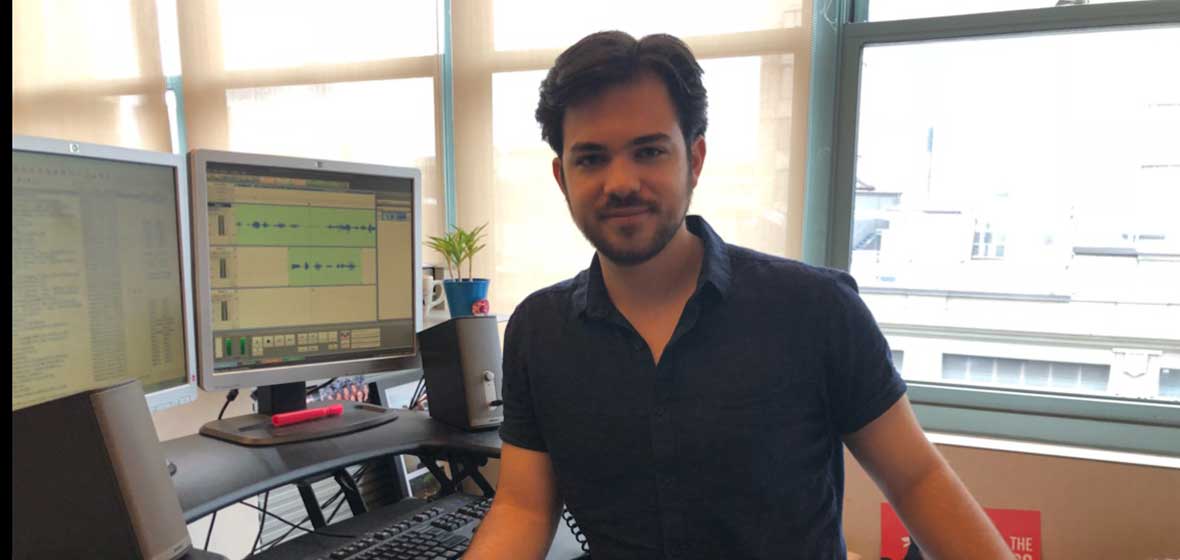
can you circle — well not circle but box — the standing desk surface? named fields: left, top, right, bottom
left=160, top=410, right=502, bottom=522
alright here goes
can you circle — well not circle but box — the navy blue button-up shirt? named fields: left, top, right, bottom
left=499, top=215, right=906, bottom=559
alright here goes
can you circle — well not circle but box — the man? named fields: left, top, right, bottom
left=465, top=31, right=1009, bottom=559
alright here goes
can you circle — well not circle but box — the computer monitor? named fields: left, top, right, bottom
left=11, top=135, right=199, bottom=413
left=188, top=149, right=421, bottom=445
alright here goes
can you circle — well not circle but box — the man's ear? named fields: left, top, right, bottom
left=552, top=157, right=567, bottom=195
left=689, top=135, right=707, bottom=188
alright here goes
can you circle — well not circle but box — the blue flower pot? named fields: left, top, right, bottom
left=443, top=279, right=491, bottom=317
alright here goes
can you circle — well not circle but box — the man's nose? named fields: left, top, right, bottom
left=602, top=158, right=640, bottom=199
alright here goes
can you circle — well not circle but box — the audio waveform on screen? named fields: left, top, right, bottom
left=226, top=203, right=378, bottom=248
left=236, top=221, right=375, bottom=233
left=290, top=262, right=358, bottom=271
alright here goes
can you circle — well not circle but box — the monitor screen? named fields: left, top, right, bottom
left=11, top=136, right=198, bottom=412
left=189, top=150, right=422, bottom=393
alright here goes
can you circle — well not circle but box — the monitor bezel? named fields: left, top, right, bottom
left=11, top=135, right=200, bottom=412
left=188, top=149, right=424, bottom=392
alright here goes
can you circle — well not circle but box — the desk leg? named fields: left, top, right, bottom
left=333, top=469, right=368, bottom=517
left=297, top=482, right=328, bottom=529
left=420, top=456, right=455, bottom=496
left=417, top=452, right=496, bottom=498
left=459, top=455, right=495, bottom=497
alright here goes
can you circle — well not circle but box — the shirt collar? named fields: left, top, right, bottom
left=570, top=215, right=733, bottom=321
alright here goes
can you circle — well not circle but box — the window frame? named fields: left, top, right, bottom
left=816, top=0, right=1180, bottom=457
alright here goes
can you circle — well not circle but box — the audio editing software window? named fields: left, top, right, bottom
left=204, top=163, right=415, bottom=372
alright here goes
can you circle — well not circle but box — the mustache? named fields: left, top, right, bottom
left=601, top=192, right=655, bottom=212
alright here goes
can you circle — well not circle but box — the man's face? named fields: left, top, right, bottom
left=553, top=72, right=706, bottom=266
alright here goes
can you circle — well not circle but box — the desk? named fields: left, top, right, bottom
left=161, top=410, right=586, bottom=559
left=161, top=410, right=499, bottom=521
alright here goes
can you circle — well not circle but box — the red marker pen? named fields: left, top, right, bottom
left=272, top=404, right=344, bottom=427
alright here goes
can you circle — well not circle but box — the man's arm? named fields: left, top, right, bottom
left=842, top=395, right=1010, bottom=560
left=464, top=442, right=563, bottom=559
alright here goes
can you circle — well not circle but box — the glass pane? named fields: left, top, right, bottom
left=1079, top=364, right=1110, bottom=391
left=15, top=0, right=142, bottom=82
left=219, top=0, right=439, bottom=71
left=1024, top=362, right=1050, bottom=387
left=489, top=55, right=798, bottom=315
left=850, top=26, right=1180, bottom=402
left=1049, top=362, right=1080, bottom=389
left=942, top=354, right=968, bottom=380
left=1161, top=368, right=1180, bottom=398
left=996, top=358, right=1022, bottom=385
left=493, top=0, right=804, bottom=51
left=967, top=356, right=995, bottom=383
left=225, top=79, right=444, bottom=241
left=867, top=0, right=1150, bottom=22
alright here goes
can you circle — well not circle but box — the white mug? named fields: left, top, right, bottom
left=423, top=274, right=446, bottom=316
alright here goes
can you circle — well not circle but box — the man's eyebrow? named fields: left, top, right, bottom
left=568, top=134, right=672, bottom=153
left=629, top=133, right=672, bottom=146
left=568, top=142, right=607, bottom=153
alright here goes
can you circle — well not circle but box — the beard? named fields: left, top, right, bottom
left=567, top=173, right=693, bottom=267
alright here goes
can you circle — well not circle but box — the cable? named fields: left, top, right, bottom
left=204, top=389, right=240, bottom=551
left=217, top=388, right=240, bottom=421
left=250, top=491, right=270, bottom=556
left=235, top=500, right=357, bottom=540
left=258, top=465, right=371, bottom=552
left=408, top=370, right=426, bottom=409
left=561, top=506, right=590, bottom=553
left=325, top=466, right=366, bottom=526
left=325, top=490, right=350, bottom=526
left=306, top=378, right=338, bottom=396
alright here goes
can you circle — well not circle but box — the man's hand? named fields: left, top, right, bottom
left=463, top=442, right=563, bottom=559
left=843, top=396, right=1010, bottom=560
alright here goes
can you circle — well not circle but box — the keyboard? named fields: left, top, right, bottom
left=253, top=493, right=492, bottom=560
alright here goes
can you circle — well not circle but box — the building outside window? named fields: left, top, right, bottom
left=830, top=0, right=1180, bottom=454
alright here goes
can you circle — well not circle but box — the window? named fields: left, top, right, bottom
left=942, top=354, right=1110, bottom=394
left=826, top=1, right=1180, bottom=455
left=971, top=221, right=1006, bottom=259
left=1163, top=368, right=1180, bottom=399
left=865, top=0, right=1156, bottom=22
left=173, top=0, right=447, bottom=241
left=12, top=0, right=172, bottom=152
left=452, top=0, right=812, bottom=317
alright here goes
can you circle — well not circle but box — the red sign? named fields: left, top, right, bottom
left=880, top=503, right=1041, bottom=560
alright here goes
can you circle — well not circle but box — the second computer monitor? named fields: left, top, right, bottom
left=12, top=135, right=198, bottom=414
left=189, top=150, right=422, bottom=403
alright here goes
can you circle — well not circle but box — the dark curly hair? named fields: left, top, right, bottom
left=535, top=31, right=708, bottom=157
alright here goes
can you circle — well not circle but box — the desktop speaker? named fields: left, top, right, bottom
left=12, top=379, right=192, bottom=560
left=419, top=316, right=504, bottom=431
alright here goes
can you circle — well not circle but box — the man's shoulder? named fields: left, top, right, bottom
left=724, top=243, right=857, bottom=295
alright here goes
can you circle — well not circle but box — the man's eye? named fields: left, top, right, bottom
left=635, top=147, right=666, bottom=160
left=575, top=154, right=606, bottom=167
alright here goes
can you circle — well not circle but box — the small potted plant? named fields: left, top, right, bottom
left=425, top=223, right=491, bottom=317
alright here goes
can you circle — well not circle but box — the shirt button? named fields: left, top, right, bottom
left=654, top=407, right=666, bottom=418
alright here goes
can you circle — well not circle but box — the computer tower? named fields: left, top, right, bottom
left=418, top=316, right=504, bottom=431
left=12, top=379, right=192, bottom=560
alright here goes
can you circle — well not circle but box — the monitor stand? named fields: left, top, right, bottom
left=199, top=382, right=399, bottom=446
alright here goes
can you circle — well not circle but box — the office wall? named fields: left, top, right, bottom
left=472, top=444, right=1180, bottom=558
